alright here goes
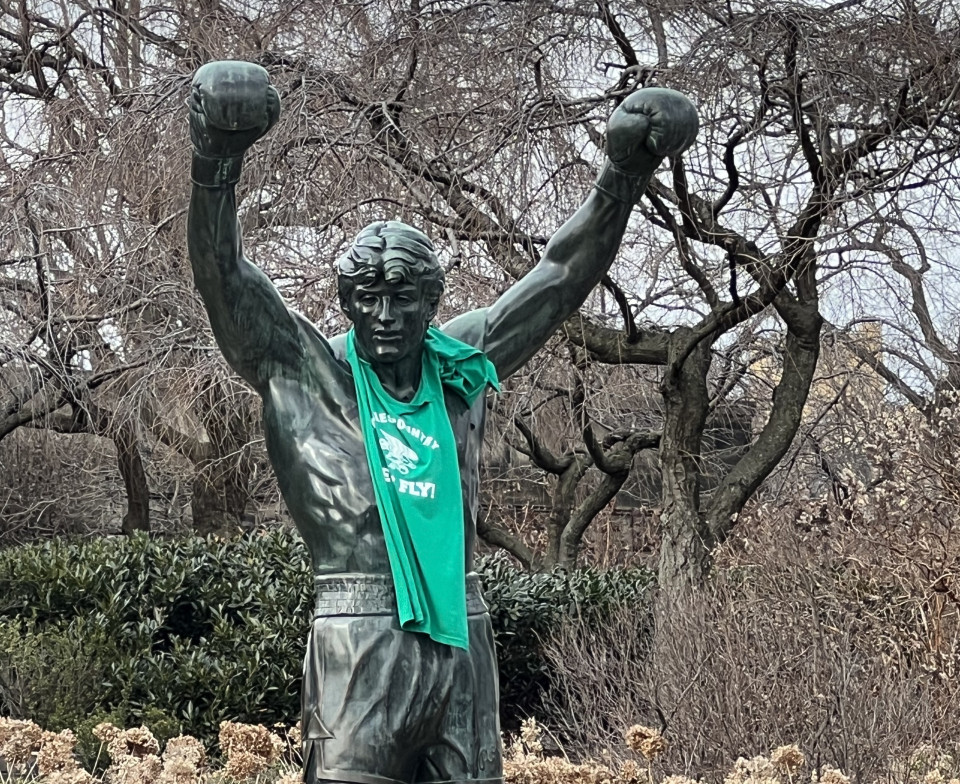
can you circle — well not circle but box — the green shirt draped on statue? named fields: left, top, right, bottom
left=346, top=326, right=499, bottom=649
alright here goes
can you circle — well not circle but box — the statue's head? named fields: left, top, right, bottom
left=337, top=221, right=445, bottom=364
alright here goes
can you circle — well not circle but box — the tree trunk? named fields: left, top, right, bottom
left=115, top=422, right=151, bottom=534
left=557, top=470, right=628, bottom=567
left=542, top=457, right=589, bottom=568
left=30, top=399, right=153, bottom=534
left=657, top=329, right=714, bottom=600
left=704, top=313, right=822, bottom=541
left=191, top=466, right=245, bottom=536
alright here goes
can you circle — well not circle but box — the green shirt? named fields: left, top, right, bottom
left=346, top=327, right=499, bottom=648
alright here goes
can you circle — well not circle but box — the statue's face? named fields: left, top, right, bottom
left=345, top=275, right=434, bottom=365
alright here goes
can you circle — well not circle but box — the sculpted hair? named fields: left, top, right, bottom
left=337, top=221, right=445, bottom=310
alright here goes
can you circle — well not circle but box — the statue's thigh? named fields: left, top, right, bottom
left=302, top=614, right=432, bottom=784
left=417, top=612, right=504, bottom=784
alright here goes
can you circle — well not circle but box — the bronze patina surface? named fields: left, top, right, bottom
left=187, top=60, right=698, bottom=784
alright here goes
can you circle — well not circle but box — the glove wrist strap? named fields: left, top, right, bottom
left=594, top=160, right=649, bottom=205
left=191, top=151, right=244, bottom=188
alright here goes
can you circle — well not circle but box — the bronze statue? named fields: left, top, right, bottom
left=187, top=60, right=697, bottom=784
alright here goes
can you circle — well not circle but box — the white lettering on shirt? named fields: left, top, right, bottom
left=397, top=479, right=437, bottom=499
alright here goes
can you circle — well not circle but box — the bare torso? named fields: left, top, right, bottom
left=262, top=313, right=486, bottom=575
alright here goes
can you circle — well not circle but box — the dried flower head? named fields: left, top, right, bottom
left=625, top=725, right=667, bottom=761
left=816, top=765, right=851, bottom=784
left=224, top=750, right=272, bottom=781
left=520, top=718, right=544, bottom=756
left=771, top=745, right=805, bottom=774
left=504, top=751, right=615, bottom=784
left=163, top=735, right=206, bottom=769
left=618, top=759, right=645, bottom=784
left=92, top=723, right=122, bottom=746
left=723, top=755, right=777, bottom=784
left=219, top=721, right=280, bottom=764
left=158, top=755, right=201, bottom=784
left=109, top=753, right=163, bottom=784
left=106, top=726, right=160, bottom=761
left=287, top=722, right=302, bottom=749
left=37, top=729, right=78, bottom=776
left=276, top=772, right=303, bottom=784
left=38, top=768, right=95, bottom=784
left=0, top=717, right=43, bottom=768
left=157, top=734, right=206, bottom=784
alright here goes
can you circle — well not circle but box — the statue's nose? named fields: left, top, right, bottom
left=377, top=299, right=396, bottom=323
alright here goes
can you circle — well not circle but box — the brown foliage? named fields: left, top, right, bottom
left=540, top=477, right=960, bottom=783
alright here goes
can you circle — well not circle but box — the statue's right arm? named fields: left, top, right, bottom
left=187, top=175, right=303, bottom=393
left=186, top=62, right=303, bottom=394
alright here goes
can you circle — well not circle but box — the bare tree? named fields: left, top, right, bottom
left=0, top=1, right=268, bottom=536
left=3, top=0, right=959, bottom=601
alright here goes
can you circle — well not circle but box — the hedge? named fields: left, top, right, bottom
left=0, top=529, right=653, bottom=742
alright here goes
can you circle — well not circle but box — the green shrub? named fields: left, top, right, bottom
left=0, top=530, right=653, bottom=741
left=0, top=615, right=123, bottom=730
left=0, top=530, right=312, bottom=741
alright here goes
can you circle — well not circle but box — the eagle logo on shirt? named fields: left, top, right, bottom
left=379, top=431, right=419, bottom=475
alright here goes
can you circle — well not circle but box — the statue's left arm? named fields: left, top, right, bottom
left=443, top=88, right=698, bottom=380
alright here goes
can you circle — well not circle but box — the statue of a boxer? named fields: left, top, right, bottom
left=186, top=60, right=697, bottom=784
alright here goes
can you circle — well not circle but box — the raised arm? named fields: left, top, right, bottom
left=447, top=89, right=698, bottom=379
left=187, top=61, right=303, bottom=393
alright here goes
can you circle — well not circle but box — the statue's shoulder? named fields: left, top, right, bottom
left=286, top=309, right=350, bottom=373
left=439, top=307, right=489, bottom=351
left=326, top=332, right=347, bottom=360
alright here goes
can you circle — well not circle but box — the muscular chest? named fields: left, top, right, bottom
left=261, top=368, right=484, bottom=521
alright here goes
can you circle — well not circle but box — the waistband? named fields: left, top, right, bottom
left=313, top=572, right=488, bottom=617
